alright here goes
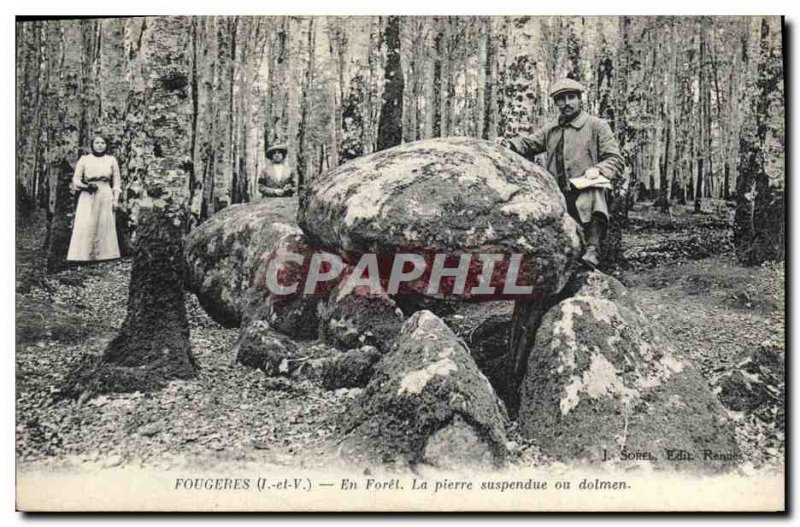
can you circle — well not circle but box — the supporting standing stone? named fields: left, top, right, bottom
left=338, top=311, right=509, bottom=468
left=507, top=298, right=552, bottom=414
left=517, top=271, right=739, bottom=472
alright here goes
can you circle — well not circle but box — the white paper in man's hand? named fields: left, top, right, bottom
left=569, top=174, right=612, bottom=190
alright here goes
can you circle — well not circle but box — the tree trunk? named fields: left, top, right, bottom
left=363, top=17, right=382, bottom=154
left=736, top=17, right=785, bottom=264
left=103, top=205, right=197, bottom=382
left=432, top=20, right=443, bottom=138
left=658, top=110, right=671, bottom=213
left=481, top=18, right=494, bottom=140
left=61, top=16, right=198, bottom=397
left=44, top=161, right=77, bottom=273
left=411, top=18, right=426, bottom=141
left=43, top=20, right=84, bottom=273
left=329, top=18, right=347, bottom=166
left=296, top=18, right=316, bottom=191
left=723, top=162, right=731, bottom=201
left=694, top=19, right=709, bottom=214
left=376, top=16, right=404, bottom=151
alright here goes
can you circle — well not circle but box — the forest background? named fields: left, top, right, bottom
left=15, top=15, right=785, bottom=269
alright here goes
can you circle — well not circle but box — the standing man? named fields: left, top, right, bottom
left=498, top=78, right=624, bottom=268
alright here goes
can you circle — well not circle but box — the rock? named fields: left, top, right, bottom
left=300, top=345, right=383, bottom=390
left=299, top=137, right=582, bottom=301
left=319, top=280, right=404, bottom=353
left=184, top=198, right=300, bottom=327
left=250, top=232, right=330, bottom=340
left=394, top=295, right=461, bottom=318
left=262, top=294, right=323, bottom=341
left=423, top=415, right=498, bottom=469
left=338, top=311, right=509, bottom=468
left=235, top=312, right=381, bottom=390
left=518, top=271, right=739, bottom=471
left=715, top=340, right=784, bottom=423
left=233, top=320, right=301, bottom=374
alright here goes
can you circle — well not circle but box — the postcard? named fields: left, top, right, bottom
left=15, top=14, right=785, bottom=512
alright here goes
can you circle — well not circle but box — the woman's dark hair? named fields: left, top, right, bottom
left=89, top=134, right=111, bottom=155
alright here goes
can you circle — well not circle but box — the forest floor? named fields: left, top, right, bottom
left=15, top=199, right=784, bottom=476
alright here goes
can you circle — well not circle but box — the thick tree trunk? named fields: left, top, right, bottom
left=43, top=21, right=84, bottom=273
left=743, top=17, right=786, bottom=264
left=61, top=16, right=198, bottom=396
left=376, top=16, right=404, bottom=151
left=112, top=13, right=196, bottom=358
left=103, top=205, right=197, bottom=379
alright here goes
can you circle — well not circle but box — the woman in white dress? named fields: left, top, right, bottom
left=66, top=135, right=122, bottom=262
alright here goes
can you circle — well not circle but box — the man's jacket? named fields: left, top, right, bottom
left=507, top=111, right=624, bottom=189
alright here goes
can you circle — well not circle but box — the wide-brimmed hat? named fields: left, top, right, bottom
left=549, top=78, right=586, bottom=98
left=266, top=144, right=288, bottom=159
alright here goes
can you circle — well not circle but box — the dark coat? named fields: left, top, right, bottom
left=507, top=110, right=624, bottom=187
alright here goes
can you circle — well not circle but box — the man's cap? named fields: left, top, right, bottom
left=266, top=144, right=288, bottom=158
left=549, top=78, right=586, bottom=98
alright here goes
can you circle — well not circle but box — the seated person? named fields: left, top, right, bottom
left=259, top=144, right=295, bottom=197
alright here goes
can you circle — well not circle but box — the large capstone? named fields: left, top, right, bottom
left=184, top=198, right=300, bottom=327
left=299, top=137, right=582, bottom=301
left=338, top=310, right=509, bottom=468
left=518, top=271, right=740, bottom=472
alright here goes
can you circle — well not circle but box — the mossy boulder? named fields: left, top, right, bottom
left=518, top=271, right=740, bottom=472
left=714, top=339, right=784, bottom=425
left=299, top=137, right=582, bottom=301
left=338, top=310, right=509, bottom=468
left=184, top=198, right=299, bottom=327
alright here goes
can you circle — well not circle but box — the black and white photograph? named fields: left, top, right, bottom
left=13, top=12, right=786, bottom=512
